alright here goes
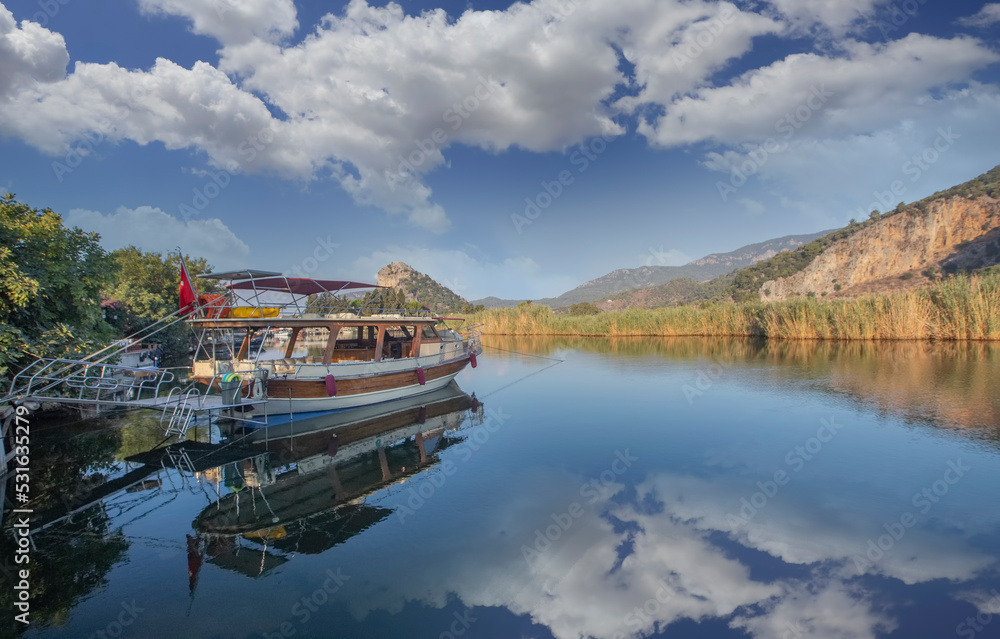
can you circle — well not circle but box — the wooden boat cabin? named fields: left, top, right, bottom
left=185, top=271, right=482, bottom=415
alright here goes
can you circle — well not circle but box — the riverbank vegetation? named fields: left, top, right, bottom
left=0, top=195, right=215, bottom=385
left=464, top=267, right=1000, bottom=340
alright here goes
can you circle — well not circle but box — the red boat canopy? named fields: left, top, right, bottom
left=227, top=278, right=380, bottom=295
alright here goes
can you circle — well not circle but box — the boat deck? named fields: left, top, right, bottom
left=10, top=394, right=266, bottom=412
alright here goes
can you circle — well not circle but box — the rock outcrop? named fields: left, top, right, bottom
left=376, top=262, right=467, bottom=311
left=376, top=262, right=416, bottom=290
left=761, top=197, right=1000, bottom=300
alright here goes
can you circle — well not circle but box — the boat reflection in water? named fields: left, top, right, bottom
left=191, top=381, right=482, bottom=561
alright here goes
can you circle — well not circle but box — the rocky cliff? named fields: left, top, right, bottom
left=377, top=261, right=468, bottom=311
left=761, top=196, right=1000, bottom=300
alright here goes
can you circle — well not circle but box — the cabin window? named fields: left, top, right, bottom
left=422, top=325, right=438, bottom=338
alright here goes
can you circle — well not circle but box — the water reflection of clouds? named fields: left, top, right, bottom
left=326, top=458, right=1000, bottom=639
left=640, top=472, right=995, bottom=586
left=343, top=466, right=784, bottom=638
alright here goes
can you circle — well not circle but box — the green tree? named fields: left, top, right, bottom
left=568, top=302, right=600, bottom=315
left=0, top=195, right=115, bottom=383
left=105, top=247, right=214, bottom=321
left=460, top=302, right=485, bottom=313
left=103, top=248, right=214, bottom=364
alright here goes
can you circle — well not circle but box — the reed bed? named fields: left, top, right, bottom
left=463, top=270, right=1000, bottom=341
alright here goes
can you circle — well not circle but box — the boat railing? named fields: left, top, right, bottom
left=3, top=357, right=177, bottom=405
left=189, top=294, right=437, bottom=320
left=455, top=324, right=484, bottom=353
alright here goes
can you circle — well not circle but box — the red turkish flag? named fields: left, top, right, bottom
left=179, top=260, right=197, bottom=314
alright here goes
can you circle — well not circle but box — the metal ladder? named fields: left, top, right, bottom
left=161, top=387, right=203, bottom=438
left=164, top=448, right=197, bottom=476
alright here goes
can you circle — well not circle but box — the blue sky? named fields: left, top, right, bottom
left=1, top=0, right=999, bottom=300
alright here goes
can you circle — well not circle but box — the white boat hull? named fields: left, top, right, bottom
left=259, top=368, right=463, bottom=416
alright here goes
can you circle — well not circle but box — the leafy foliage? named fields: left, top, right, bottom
left=567, top=302, right=601, bottom=315
left=306, top=288, right=426, bottom=315
left=912, top=164, right=1000, bottom=205
left=104, top=247, right=214, bottom=321
left=0, top=195, right=115, bottom=383
left=102, top=247, right=214, bottom=364
left=387, top=268, right=468, bottom=312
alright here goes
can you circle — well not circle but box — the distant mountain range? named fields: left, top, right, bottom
left=472, top=231, right=831, bottom=308
left=393, top=165, right=1000, bottom=312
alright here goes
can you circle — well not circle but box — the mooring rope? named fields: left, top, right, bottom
left=476, top=343, right=565, bottom=399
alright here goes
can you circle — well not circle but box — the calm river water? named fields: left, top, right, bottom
left=6, top=336, right=1000, bottom=639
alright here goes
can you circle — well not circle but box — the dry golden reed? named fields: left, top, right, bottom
left=463, top=270, right=1000, bottom=341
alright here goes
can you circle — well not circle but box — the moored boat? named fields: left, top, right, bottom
left=183, top=269, right=482, bottom=416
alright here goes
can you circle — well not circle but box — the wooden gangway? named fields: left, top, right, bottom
left=1, top=357, right=267, bottom=475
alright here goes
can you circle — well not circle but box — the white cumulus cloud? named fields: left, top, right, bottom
left=62, top=205, right=251, bottom=270
left=137, top=0, right=298, bottom=45
left=957, top=3, right=1000, bottom=28
left=0, top=0, right=998, bottom=235
left=639, top=34, right=999, bottom=147
left=0, top=4, right=67, bottom=96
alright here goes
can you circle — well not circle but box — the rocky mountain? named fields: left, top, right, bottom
left=761, top=197, right=1000, bottom=300
left=473, top=231, right=830, bottom=308
left=687, top=233, right=832, bottom=270
left=377, top=262, right=468, bottom=312
left=759, top=165, right=1000, bottom=300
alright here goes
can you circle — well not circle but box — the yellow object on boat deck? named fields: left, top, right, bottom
left=232, top=306, right=280, bottom=318
left=245, top=526, right=287, bottom=540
